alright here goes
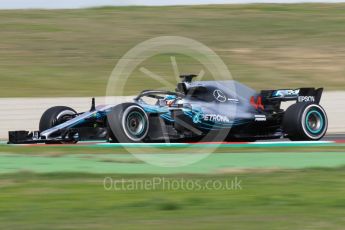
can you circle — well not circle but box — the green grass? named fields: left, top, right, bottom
left=0, top=144, right=344, bottom=174
left=1, top=4, right=345, bottom=97
left=0, top=144, right=344, bottom=228
left=1, top=151, right=345, bottom=174
left=1, top=169, right=345, bottom=229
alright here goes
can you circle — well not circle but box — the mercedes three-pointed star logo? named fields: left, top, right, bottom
left=213, top=89, right=227, bottom=102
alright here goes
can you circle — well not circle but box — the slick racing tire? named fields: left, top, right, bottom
left=39, top=106, right=77, bottom=144
left=107, top=103, right=149, bottom=143
left=39, top=106, right=77, bottom=131
left=283, top=103, right=328, bottom=141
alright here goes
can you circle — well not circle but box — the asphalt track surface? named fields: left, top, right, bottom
left=275, top=133, right=345, bottom=142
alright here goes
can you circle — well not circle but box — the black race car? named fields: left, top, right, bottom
left=8, top=74, right=328, bottom=144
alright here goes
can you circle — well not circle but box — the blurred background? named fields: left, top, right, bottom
left=1, top=2, right=345, bottom=97
left=1, top=1, right=345, bottom=230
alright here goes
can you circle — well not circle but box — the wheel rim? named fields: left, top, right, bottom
left=125, top=111, right=147, bottom=139
left=305, top=110, right=324, bottom=134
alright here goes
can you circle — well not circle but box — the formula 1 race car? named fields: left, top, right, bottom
left=8, top=74, right=328, bottom=144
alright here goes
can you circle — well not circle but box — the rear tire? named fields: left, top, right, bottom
left=107, top=103, right=149, bottom=143
left=283, top=103, right=328, bottom=141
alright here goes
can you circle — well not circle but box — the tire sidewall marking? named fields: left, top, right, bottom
left=56, top=110, right=76, bottom=121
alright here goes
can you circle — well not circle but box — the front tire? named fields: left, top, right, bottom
left=39, top=106, right=77, bottom=144
left=107, top=103, right=149, bottom=143
left=39, top=106, right=77, bottom=132
left=283, top=103, right=328, bottom=141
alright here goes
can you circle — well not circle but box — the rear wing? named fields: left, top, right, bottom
left=260, top=88, right=323, bottom=104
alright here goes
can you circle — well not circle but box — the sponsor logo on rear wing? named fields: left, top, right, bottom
left=272, top=89, right=300, bottom=98
left=267, top=88, right=323, bottom=104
